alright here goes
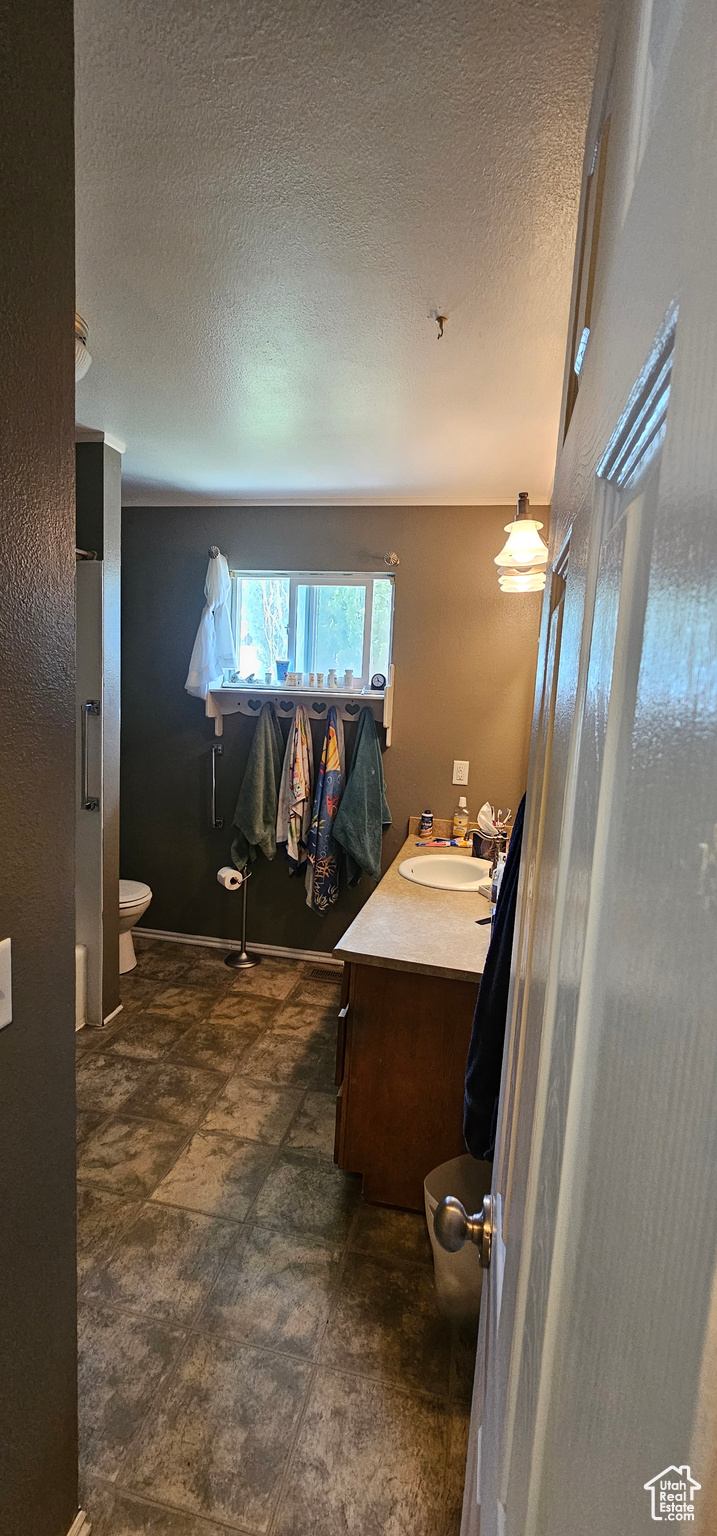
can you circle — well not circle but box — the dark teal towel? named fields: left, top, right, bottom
left=231, top=703, right=284, bottom=871
left=334, top=707, right=391, bottom=884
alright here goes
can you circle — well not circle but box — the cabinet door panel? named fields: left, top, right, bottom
left=338, top=963, right=477, bottom=1210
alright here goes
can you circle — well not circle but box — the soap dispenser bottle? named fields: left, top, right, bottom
left=452, top=796, right=469, bottom=840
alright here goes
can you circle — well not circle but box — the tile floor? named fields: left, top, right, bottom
left=77, top=938, right=476, bottom=1536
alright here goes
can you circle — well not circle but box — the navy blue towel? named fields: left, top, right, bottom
left=463, top=794, right=526, bottom=1162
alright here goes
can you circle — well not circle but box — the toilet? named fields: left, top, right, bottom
left=119, top=879, right=152, bottom=973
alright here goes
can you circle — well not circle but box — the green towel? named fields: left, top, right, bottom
left=231, top=703, right=284, bottom=871
left=334, top=707, right=391, bottom=884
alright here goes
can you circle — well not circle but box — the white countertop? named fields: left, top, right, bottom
left=333, top=834, right=493, bottom=983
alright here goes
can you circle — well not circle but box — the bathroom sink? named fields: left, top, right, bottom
left=398, top=854, right=492, bottom=892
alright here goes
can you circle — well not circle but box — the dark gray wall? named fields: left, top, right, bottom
left=0, top=0, right=78, bottom=1531
left=122, top=505, right=541, bottom=952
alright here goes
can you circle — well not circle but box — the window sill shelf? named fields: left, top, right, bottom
left=215, top=684, right=384, bottom=699
left=205, top=666, right=395, bottom=745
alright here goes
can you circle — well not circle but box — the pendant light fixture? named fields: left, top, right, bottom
left=75, top=311, right=92, bottom=381
left=494, top=492, right=548, bottom=592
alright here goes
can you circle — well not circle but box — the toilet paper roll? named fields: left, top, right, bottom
left=217, top=865, right=244, bottom=890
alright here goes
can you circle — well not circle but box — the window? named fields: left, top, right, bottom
left=229, top=572, right=394, bottom=688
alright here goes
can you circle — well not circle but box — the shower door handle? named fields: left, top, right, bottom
left=211, top=743, right=224, bottom=828
left=81, top=699, right=101, bottom=811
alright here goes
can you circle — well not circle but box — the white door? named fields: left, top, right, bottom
left=462, top=1, right=717, bottom=1531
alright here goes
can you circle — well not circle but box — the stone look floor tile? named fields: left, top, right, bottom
left=76, top=941, right=462, bottom=1535
left=444, top=1404, right=471, bottom=1535
left=201, top=1077, right=303, bottom=1143
left=76, top=1053, right=161, bottom=1115
left=83, top=1201, right=237, bottom=1327
left=124, top=1334, right=311, bottom=1531
left=206, top=991, right=278, bottom=1028
left=77, top=1184, right=142, bottom=1287
left=120, top=978, right=165, bottom=1014
left=253, top=1150, right=360, bottom=1242
left=169, top=1019, right=262, bottom=1075
left=225, top=956, right=302, bottom=1001
left=108, top=1014, right=195, bottom=1063
left=122, top=1062, right=227, bottom=1128
left=289, top=980, right=342, bottom=1009
left=176, top=944, right=233, bottom=972
left=307, top=1031, right=340, bottom=1092
left=271, top=1001, right=334, bottom=1036
left=148, top=985, right=220, bottom=1023
left=77, top=1116, right=190, bottom=1198
left=131, top=948, right=196, bottom=983
left=82, top=1478, right=235, bottom=1536
left=236, top=1029, right=328, bottom=1088
left=152, top=1129, right=275, bottom=1221
left=198, top=1224, right=341, bottom=1358
left=350, top=1204, right=434, bottom=1268
left=285, top=1092, right=336, bottom=1158
left=320, top=1250, right=452, bottom=1398
left=272, top=1368, right=449, bottom=1536
left=450, top=1321, right=479, bottom=1410
left=77, top=1108, right=107, bottom=1148
left=77, top=1025, right=101, bottom=1052
left=78, top=1302, right=184, bottom=1481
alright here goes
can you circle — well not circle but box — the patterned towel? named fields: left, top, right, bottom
left=305, top=706, right=345, bottom=912
left=276, top=705, right=314, bottom=872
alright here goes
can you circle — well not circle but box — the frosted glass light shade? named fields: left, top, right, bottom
left=498, top=567, right=546, bottom=592
left=75, top=336, right=92, bottom=380
left=493, top=517, right=548, bottom=569
left=75, top=311, right=92, bottom=381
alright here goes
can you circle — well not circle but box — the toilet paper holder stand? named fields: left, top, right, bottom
left=225, top=867, right=261, bottom=970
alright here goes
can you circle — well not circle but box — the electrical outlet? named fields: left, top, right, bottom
left=0, top=938, right=12, bottom=1030
left=453, top=760, right=469, bottom=785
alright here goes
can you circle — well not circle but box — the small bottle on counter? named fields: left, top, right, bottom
left=419, top=809, right=434, bottom=838
left=491, top=850, right=507, bottom=905
left=452, top=796, right=469, bottom=839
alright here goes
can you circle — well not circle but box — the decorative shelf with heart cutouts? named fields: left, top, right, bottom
left=206, top=664, right=395, bottom=746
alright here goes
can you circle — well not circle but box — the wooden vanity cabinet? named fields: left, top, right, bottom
left=333, top=960, right=479, bottom=1211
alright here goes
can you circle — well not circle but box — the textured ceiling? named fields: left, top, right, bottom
left=75, top=0, right=602, bottom=505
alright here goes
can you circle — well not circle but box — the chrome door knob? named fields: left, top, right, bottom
left=433, top=1193, right=493, bottom=1269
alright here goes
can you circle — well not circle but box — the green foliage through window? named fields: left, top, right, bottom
left=230, top=573, right=393, bottom=685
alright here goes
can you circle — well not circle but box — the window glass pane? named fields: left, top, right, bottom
left=370, top=578, right=393, bottom=680
left=314, top=585, right=365, bottom=676
left=237, top=578, right=289, bottom=679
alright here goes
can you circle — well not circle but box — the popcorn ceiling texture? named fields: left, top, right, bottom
left=75, top=0, right=602, bottom=504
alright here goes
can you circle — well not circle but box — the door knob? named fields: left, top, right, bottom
left=433, top=1193, right=493, bottom=1269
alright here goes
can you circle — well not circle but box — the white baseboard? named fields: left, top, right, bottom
left=138, top=927, right=342, bottom=970
left=103, top=1002, right=123, bottom=1026
left=67, top=1511, right=91, bottom=1536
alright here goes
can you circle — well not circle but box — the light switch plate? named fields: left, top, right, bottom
left=453, top=760, right=469, bottom=785
left=0, top=938, right=12, bottom=1030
